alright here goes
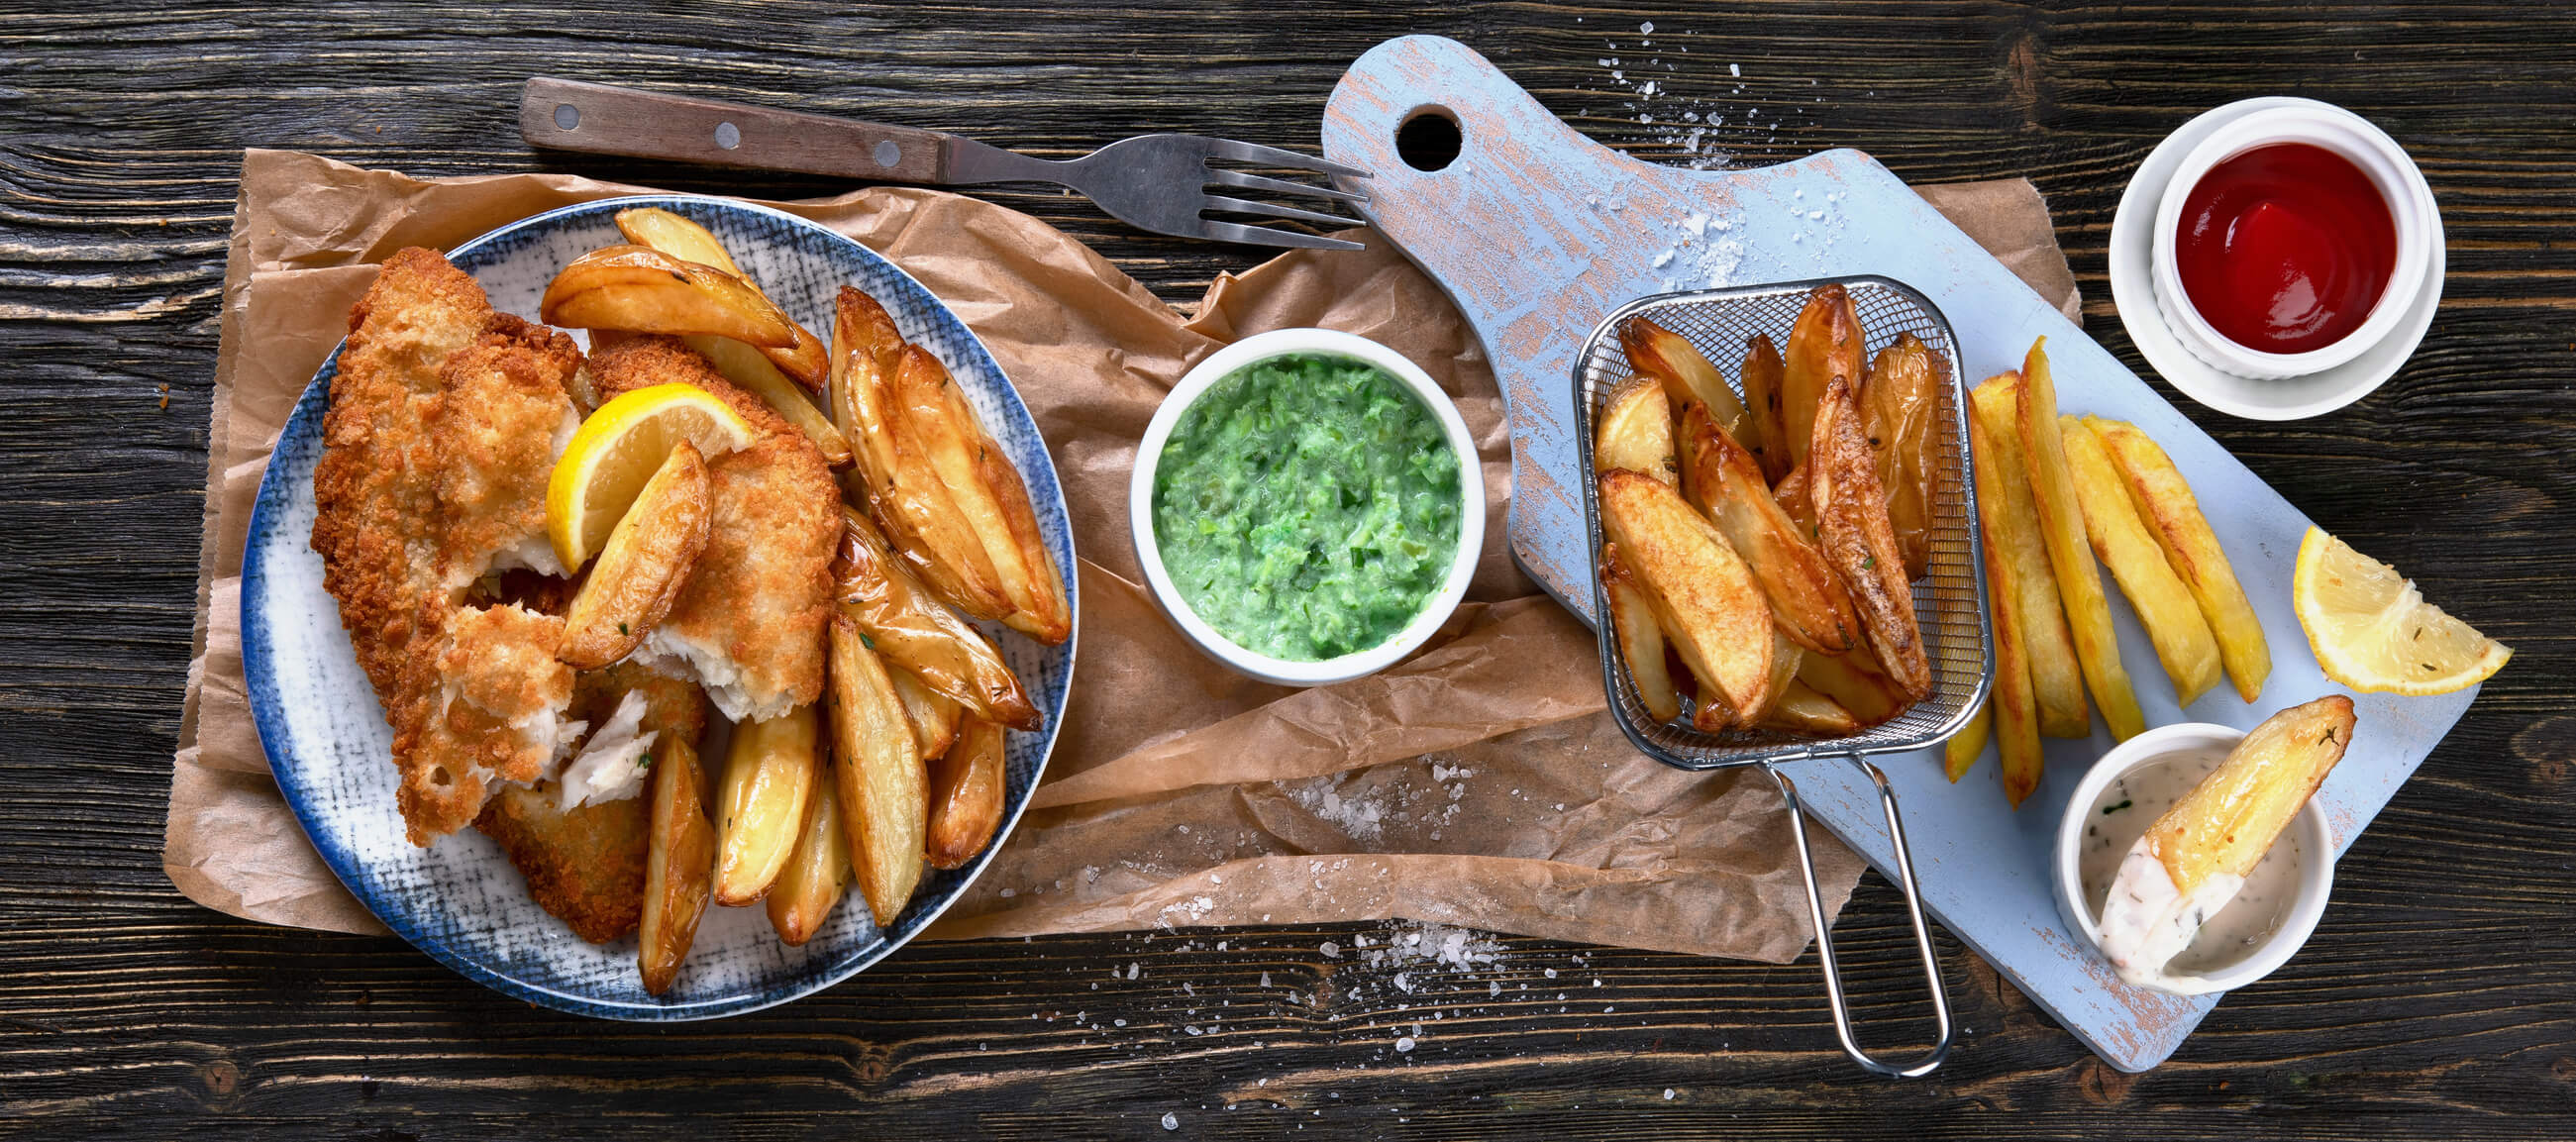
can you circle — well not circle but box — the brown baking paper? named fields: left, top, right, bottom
left=172, top=149, right=2078, bottom=960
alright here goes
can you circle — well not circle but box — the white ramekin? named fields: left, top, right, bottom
left=1128, top=328, right=1485, bottom=688
left=2149, top=100, right=2437, bottom=381
left=2052, top=722, right=2336, bottom=997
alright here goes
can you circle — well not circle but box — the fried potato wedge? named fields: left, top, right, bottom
left=616, top=208, right=829, bottom=388
left=614, top=206, right=746, bottom=276
left=1781, top=284, right=1863, bottom=471
left=834, top=507, right=1040, bottom=731
left=1601, top=543, right=1686, bottom=724
left=1772, top=460, right=1814, bottom=538
left=766, top=778, right=851, bottom=946
left=1759, top=679, right=1861, bottom=737
left=1622, top=317, right=1751, bottom=449
left=713, top=703, right=821, bottom=906
left=2061, top=416, right=2222, bottom=707
left=1597, top=469, right=1776, bottom=727
left=2015, top=340, right=2145, bottom=742
left=1741, top=334, right=1792, bottom=483
left=540, top=245, right=797, bottom=349
left=830, top=617, right=928, bottom=926
left=1969, top=374, right=2090, bottom=738
left=1944, top=693, right=1989, bottom=783
left=680, top=334, right=853, bottom=467
left=639, top=738, right=715, bottom=996
left=1594, top=375, right=1679, bottom=485
left=890, top=667, right=964, bottom=761
left=927, top=716, right=1006, bottom=871
left=827, top=286, right=1012, bottom=621
left=1810, top=376, right=1931, bottom=702
left=1679, top=398, right=1862, bottom=655
left=894, top=345, right=1074, bottom=645
left=1797, top=648, right=1907, bottom=728
left=2088, top=416, right=2271, bottom=703
left=1862, top=334, right=1941, bottom=579
left=560, top=441, right=711, bottom=670
left=2144, top=696, right=2355, bottom=895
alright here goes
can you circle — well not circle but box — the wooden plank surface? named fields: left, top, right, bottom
left=2, top=1, right=2570, bottom=1136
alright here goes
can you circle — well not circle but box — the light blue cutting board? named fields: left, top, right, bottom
left=1321, top=35, right=2474, bottom=1073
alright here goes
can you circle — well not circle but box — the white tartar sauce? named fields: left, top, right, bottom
left=2081, top=745, right=2302, bottom=987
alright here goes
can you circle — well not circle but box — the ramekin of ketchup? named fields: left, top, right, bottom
left=2151, top=105, right=2436, bottom=380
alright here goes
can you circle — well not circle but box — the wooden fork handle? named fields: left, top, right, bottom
left=520, top=77, right=953, bottom=184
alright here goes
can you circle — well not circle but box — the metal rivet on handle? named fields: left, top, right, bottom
left=874, top=140, right=900, bottom=168
left=553, top=103, right=578, bottom=131
left=715, top=121, right=742, bottom=150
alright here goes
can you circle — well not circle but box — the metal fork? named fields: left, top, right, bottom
left=520, top=78, right=1371, bottom=251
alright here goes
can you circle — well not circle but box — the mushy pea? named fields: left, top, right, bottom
left=1152, top=353, right=1463, bottom=661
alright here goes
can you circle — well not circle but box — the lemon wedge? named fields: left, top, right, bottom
left=548, top=384, right=756, bottom=571
left=2292, top=527, right=2509, bottom=695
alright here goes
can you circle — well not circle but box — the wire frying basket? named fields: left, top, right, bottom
left=1572, top=276, right=1993, bottom=1079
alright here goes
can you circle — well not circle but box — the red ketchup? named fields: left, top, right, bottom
left=2175, top=143, right=2396, bottom=355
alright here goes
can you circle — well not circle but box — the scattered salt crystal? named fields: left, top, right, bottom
left=1114, top=1018, right=1128, bottom=1026
left=1163, top=1112, right=1180, bottom=1130
left=1260, top=972, right=1271, bottom=986
left=1729, top=62, right=1741, bottom=76
left=1185, top=1025, right=1203, bottom=1035
left=1682, top=212, right=1709, bottom=238
left=1128, top=962, right=1141, bottom=980
left=1320, top=941, right=1342, bottom=959
left=1808, top=210, right=1824, bottom=220
left=1639, top=21, right=1653, bottom=33
left=1394, top=1036, right=1417, bottom=1053
left=1544, top=968, right=1558, bottom=979
left=1664, top=1089, right=1677, bottom=1100
left=1651, top=251, right=1675, bottom=268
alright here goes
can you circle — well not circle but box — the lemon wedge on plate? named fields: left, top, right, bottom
left=549, top=383, right=757, bottom=571
left=2292, top=527, right=2510, bottom=695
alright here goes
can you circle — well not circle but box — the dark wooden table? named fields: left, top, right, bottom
left=6, top=3, right=2570, bottom=1137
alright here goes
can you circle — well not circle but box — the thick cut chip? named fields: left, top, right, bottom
left=2088, top=416, right=2271, bottom=702
left=2014, top=339, right=2145, bottom=741
left=1970, top=374, right=2089, bottom=738
left=2060, top=416, right=2222, bottom=706
left=1759, top=680, right=1860, bottom=737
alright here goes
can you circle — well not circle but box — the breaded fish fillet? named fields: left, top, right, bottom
left=474, top=662, right=709, bottom=943
left=312, top=248, right=589, bottom=844
left=588, top=336, right=837, bottom=724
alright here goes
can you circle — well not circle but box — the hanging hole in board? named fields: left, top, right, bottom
left=1396, top=108, right=1462, bottom=172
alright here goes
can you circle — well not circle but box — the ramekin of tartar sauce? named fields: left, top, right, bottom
left=2052, top=722, right=2336, bottom=996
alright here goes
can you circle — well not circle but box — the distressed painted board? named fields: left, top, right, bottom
left=1320, top=35, right=2477, bottom=1073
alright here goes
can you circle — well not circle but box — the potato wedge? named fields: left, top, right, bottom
left=1944, top=693, right=1989, bottom=783
left=2143, top=696, right=2355, bottom=895
left=974, top=426, right=1075, bottom=647
left=1797, top=649, right=1907, bottom=728
left=2061, top=416, right=2222, bottom=707
left=1781, top=284, right=1863, bottom=471
left=1596, top=469, right=1776, bottom=727
left=1772, top=460, right=1814, bottom=538
left=890, top=668, right=964, bottom=761
left=639, top=738, right=715, bottom=996
left=893, top=346, right=1074, bottom=645
left=560, top=441, right=711, bottom=670
left=830, top=618, right=927, bottom=926
left=540, top=245, right=797, bottom=349
left=1862, top=334, right=1940, bottom=579
left=1622, top=317, right=1751, bottom=449
left=2087, top=416, right=2271, bottom=703
left=765, top=779, right=851, bottom=946
left=927, top=716, right=1006, bottom=870
left=834, top=507, right=1040, bottom=731
left=679, top=334, right=853, bottom=467
left=828, top=286, right=1013, bottom=621
left=1984, top=533, right=2044, bottom=807
left=1740, top=334, right=1792, bottom=483
left=1679, top=398, right=1861, bottom=655
left=713, top=703, right=820, bottom=906
left=1969, top=374, right=2090, bottom=738
left=616, top=208, right=829, bottom=388
left=1810, top=376, right=1931, bottom=702
left=1594, top=375, right=1679, bottom=485
left=614, top=206, right=746, bottom=276
left=2015, top=340, right=2145, bottom=742
left=1601, top=543, right=1686, bottom=724
left=1759, top=679, right=1861, bottom=737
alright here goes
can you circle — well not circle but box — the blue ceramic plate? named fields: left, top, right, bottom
left=241, top=196, right=1078, bottom=1020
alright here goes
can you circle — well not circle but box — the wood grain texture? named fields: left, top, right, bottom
left=2, top=1, right=2571, bottom=1137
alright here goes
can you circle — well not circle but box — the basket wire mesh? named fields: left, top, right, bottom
left=1575, top=276, right=1993, bottom=769
left=1569, top=276, right=1993, bottom=1079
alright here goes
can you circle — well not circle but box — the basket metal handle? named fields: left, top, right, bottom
left=1766, top=755, right=1955, bottom=1078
